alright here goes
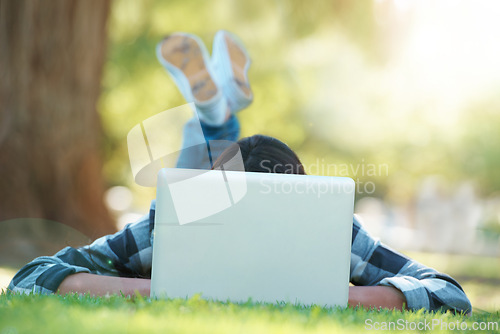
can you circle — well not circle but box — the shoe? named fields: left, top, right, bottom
left=156, top=32, right=228, bottom=125
left=211, top=30, right=253, bottom=113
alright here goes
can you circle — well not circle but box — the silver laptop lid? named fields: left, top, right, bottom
left=151, top=168, right=354, bottom=307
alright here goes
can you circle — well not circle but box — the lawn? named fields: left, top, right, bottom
left=1, top=252, right=499, bottom=334
left=0, top=292, right=499, bottom=334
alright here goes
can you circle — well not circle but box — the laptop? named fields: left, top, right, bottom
left=150, top=168, right=355, bottom=307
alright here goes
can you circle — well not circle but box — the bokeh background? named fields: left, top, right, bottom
left=1, top=0, right=499, bottom=312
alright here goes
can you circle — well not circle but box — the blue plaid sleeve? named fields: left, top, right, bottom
left=8, top=201, right=156, bottom=294
left=350, top=215, right=472, bottom=313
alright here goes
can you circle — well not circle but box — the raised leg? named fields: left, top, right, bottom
left=175, top=115, right=240, bottom=169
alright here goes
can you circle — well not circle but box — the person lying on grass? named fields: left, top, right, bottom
left=8, top=31, right=471, bottom=314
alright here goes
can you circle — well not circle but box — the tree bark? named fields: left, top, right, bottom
left=0, top=0, right=116, bottom=241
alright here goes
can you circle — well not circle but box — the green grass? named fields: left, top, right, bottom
left=1, top=293, right=498, bottom=334
left=1, top=253, right=498, bottom=333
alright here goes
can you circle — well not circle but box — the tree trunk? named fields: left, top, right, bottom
left=0, top=0, right=116, bottom=243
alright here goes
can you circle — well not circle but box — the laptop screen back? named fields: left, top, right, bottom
left=151, top=168, right=354, bottom=307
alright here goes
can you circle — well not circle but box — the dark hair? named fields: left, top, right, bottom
left=212, top=135, right=306, bottom=175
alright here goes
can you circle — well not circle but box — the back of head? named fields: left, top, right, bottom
left=212, top=135, right=306, bottom=175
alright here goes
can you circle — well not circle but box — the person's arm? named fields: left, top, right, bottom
left=8, top=203, right=155, bottom=295
left=57, top=273, right=150, bottom=297
left=348, top=286, right=406, bottom=310
left=349, top=215, right=471, bottom=313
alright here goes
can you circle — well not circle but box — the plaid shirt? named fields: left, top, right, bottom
left=8, top=200, right=471, bottom=313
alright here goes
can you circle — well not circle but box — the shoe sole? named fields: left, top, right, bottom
left=159, top=34, right=218, bottom=103
left=224, top=34, right=252, bottom=98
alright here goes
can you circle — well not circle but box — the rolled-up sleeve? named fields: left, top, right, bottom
left=8, top=202, right=155, bottom=294
left=350, top=215, right=472, bottom=313
left=7, top=256, right=93, bottom=294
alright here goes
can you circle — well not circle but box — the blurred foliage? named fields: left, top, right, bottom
left=98, top=0, right=500, bottom=210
